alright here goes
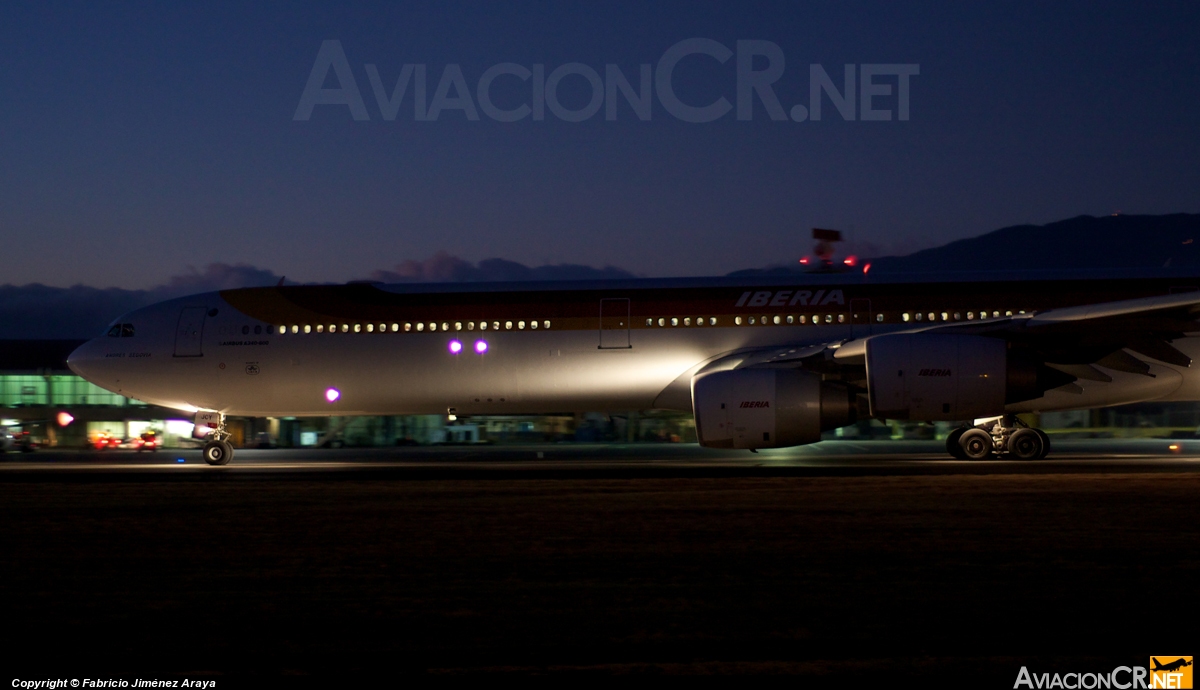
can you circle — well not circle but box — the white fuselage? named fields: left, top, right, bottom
left=65, top=275, right=1200, bottom=421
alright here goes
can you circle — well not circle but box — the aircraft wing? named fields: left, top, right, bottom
left=655, top=292, right=1200, bottom=410
left=832, top=291, right=1200, bottom=376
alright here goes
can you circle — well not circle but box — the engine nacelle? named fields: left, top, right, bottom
left=692, top=369, right=855, bottom=450
left=866, top=333, right=1022, bottom=421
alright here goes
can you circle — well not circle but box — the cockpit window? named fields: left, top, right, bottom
left=107, top=325, right=121, bottom=338
left=120, top=324, right=135, bottom=337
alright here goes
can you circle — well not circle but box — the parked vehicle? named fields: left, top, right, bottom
left=135, top=431, right=159, bottom=451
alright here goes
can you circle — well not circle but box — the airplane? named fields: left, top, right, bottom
left=1152, top=657, right=1192, bottom=673
left=65, top=268, right=1200, bottom=465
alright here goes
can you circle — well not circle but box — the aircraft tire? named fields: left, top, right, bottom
left=958, top=428, right=994, bottom=460
left=1008, top=428, right=1044, bottom=460
left=1034, top=429, right=1051, bottom=459
left=945, top=427, right=968, bottom=459
left=203, top=440, right=233, bottom=466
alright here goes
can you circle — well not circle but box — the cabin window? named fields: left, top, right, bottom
left=518, top=321, right=526, bottom=329
left=467, top=322, right=475, bottom=331
left=735, top=316, right=743, bottom=325
left=748, top=317, right=756, bottom=325
left=505, top=321, right=513, bottom=330
left=455, top=322, right=463, bottom=331
left=773, top=315, right=781, bottom=325
left=824, top=314, right=833, bottom=323
left=902, top=313, right=911, bottom=322
left=303, top=325, right=312, bottom=333
left=799, top=315, right=807, bottom=324
left=531, top=320, right=538, bottom=329
left=1006, top=311, right=1013, bottom=316
left=915, top=313, right=923, bottom=321
left=646, top=318, right=653, bottom=326
left=366, top=324, right=374, bottom=333
left=290, top=325, right=298, bottom=334
left=544, top=321, right=550, bottom=329
left=837, top=314, right=845, bottom=323
left=967, top=312, right=975, bottom=320
left=416, top=323, right=425, bottom=332
left=684, top=317, right=691, bottom=326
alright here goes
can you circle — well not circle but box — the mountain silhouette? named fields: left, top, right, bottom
left=868, top=214, right=1200, bottom=273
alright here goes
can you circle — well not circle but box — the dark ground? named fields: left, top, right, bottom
left=0, top=459, right=1195, bottom=683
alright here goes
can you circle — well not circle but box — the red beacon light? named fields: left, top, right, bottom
left=843, top=255, right=857, bottom=267
left=799, top=257, right=810, bottom=265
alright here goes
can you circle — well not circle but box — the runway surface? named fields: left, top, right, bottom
left=1, top=440, right=1195, bottom=681
left=3, top=438, right=1200, bottom=478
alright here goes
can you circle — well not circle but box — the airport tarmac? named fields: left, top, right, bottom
left=3, top=438, right=1200, bottom=478
left=1, top=440, right=1195, bottom=681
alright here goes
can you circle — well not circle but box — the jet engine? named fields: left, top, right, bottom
left=692, top=369, right=856, bottom=450
left=865, top=333, right=1072, bottom=421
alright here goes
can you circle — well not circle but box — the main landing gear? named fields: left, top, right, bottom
left=202, top=415, right=234, bottom=466
left=945, top=416, right=1050, bottom=461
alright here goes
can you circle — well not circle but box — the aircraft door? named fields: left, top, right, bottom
left=850, top=299, right=872, bottom=339
left=174, top=307, right=208, bottom=357
left=599, top=298, right=631, bottom=349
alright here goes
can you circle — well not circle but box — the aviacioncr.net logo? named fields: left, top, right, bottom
left=1014, top=658, right=1193, bottom=689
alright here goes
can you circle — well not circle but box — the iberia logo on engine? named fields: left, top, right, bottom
left=1151, top=657, right=1192, bottom=688
left=739, top=401, right=770, bottom=408
left=918, top=368, right=952, bottom=377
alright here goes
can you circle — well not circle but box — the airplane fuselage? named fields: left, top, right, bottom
left=66, top=272, right=1200, bottom=420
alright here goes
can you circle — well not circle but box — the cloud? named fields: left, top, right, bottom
left=367, top=251, right=640, bottom=283
left=153, top=263, right=284, bottom=297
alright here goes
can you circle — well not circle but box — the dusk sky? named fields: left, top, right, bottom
left=2, top=1, right=1198, bottom=290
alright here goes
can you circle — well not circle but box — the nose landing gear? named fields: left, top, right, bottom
left=946, top=416, right=1050, bottom=460
left=202, top=415, right=235, bottom=466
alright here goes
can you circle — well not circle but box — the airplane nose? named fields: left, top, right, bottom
left=67, top=339, right=103, bottom=384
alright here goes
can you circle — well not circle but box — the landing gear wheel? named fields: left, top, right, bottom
left=1034, top=429, right=1051, bottom=459
left=958, top=428, right=994, bottom=460
left=1008, top=428, right=1044, bottom=460
left=203, top=439, right=234, bottom=466
left=946, top=427, right=968, bottom=459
